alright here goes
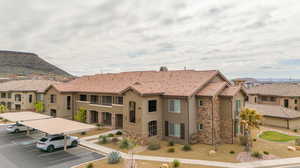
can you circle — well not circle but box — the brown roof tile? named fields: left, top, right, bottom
left=197, top=82, right=227, bottom=96
left=53, top=70, right=224, bottom=96
left=247, top=83, right=300, bottom=97
left=0, top=80, right=60, bottom=93
left=220, top=85, right=244, bottom=96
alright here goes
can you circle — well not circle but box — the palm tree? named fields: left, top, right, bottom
left=0, top=104, right=7, bottom=113
left=240, top=108, right=262, bottom=152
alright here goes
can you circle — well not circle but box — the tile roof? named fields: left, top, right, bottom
left=197, top=82, right=227, bottom=96
left=53, top=70, right=225, bottom=96
left=246, top=103, right=300, bottom=119
left=220, top=85, right=244, bottom=96
left=247, top=83, right=300, bottom=97
left=0, top=80, right=60, bottom=93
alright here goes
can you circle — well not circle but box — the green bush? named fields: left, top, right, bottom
left=172, top=159, right=181, bottom=168
left=116, top=131, right=122, bottom=135
left=167, top=148, right=175, bottom=153
left=239, top=135, right=248, bottom=146
left=182, top=144, right=192, bottom=151
left=74, top=108, right=87, bottom=123
left=119, top=139, right=131, bottom=149
left=229, top=150, right=235, bottom=154
left=294, top=129, right=298, bottom=133
left=107, top=133, right=114, bottom=137
left=168, top=141, right=174, bottom=146
left=253, top=138, right=257, bottom=142
left=263, top=151, right=269, bottom=155
left=81, top=132, right=86, bottom=135
left=295, top=138, right=300, bottom=146
left=251, top=151, right=263, bottom=159
left=107, top=151, right=121, bottom=164
left=147, top=140, right=161, bottom=150
left=99, top=135, right=108, bottom=144
left=86, top=163, right=93, bottom=168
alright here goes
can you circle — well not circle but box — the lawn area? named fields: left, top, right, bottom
left=75, top=158, right=220, bottom=168
left=71, top=128, right=111, bottom=138
left=259, top=131, right=300, bottom=142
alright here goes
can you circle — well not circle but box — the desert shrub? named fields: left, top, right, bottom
left=263, top=151, right=269, bottom=155
left=167, top=148, right=175, bottom=153
left=99, top=135, right=108, bottom=144
left=3, top=119, right=8, bottom=122
left=229, top=150, right=235, bottom=154
left=295, top=138, right=300, bottom=146
left=116, top=131, right=122, bottom=135
left=251, top=151, right=263, bottom=159
left=239, top=135, right=248, bottom=146
left=0, top=117, right=3, bottom=120
left=81, top=132, right=86, bottom=135
left=147, top=140, right=161, bottom=150
left=294, top=129, right=298, bottom=133
left=172, top=160, right=181, bottom=168
left=111, top=137, right=119, bottom=143
left=119, top=138, right=131, bottom=149
left=107, top=133, right=114, bottom=137
left=107, top=151, right=121, bottom=164
left=182, top=144, right=192, bottom=151
left=253, top=138, right=257, bottom=142
left=86, top=163, right=93, bottom=168
left=168, top=141, right=174, bottom=146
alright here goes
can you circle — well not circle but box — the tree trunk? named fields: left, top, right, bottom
left=245, top=128, right=252, bottom=152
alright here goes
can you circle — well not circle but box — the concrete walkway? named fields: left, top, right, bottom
left=79, top=131, right=300, bottom=168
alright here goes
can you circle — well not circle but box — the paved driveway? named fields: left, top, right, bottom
left=0, top=125, right=104, bottom=168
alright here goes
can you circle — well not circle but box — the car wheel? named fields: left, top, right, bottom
left=14, top=129, right=20, bottom=133
left=47, top=145, right=55, bottom=152
left=71, top=141, right=78, bottom=147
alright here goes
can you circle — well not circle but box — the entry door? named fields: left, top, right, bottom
left=284, top=99, right=289, bottom=108
left=116, top=114, right=123, bottom=129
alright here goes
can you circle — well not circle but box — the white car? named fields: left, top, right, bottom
left=36, top=135, right=79, bottom=152
left=6, top=123, right=33, bottom=133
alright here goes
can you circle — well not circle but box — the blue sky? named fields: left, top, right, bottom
left=0, top=0, right=300, bottom=79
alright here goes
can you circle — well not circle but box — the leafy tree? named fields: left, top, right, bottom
left=240, top=108, right=262, bottom=152
left=34, top=101, right=44, bottom=113
left=0, top=104, right=7, bottom=113
left=75, top=108, right=87, bottom=123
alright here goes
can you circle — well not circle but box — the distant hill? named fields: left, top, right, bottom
left=0, top=50, right=72, bottom=77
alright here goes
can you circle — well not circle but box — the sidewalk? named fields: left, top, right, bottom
left=79, top=132, right=300, bottom=168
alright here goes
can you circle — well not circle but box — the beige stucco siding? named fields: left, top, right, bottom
left=262, top=117, right=289, bottom=128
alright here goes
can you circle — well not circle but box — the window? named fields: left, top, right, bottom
left=270, top=97, right=276, bottom=102
left=15, top=94, right=21, bottom=101
left=102, top=96, right=112, bottom=106
left=295, top=107, right=298, bottom=111
left=90, top=95, right=98, bottom=104
left=168, top=99, right=181, bottom=113
left=261, top=96, right=268, bottom=101
left=67, top=96, right=71, bottom=110
left=1, top=92, right=6, bottom=98
left=284, top=99, right=289, bottom=108
left=236, top=100, right=241, bottom=113
left=29, top=95, right=32, bottom=103
left=148, top=100, right=157, bottom=112
left=116, top=96, right=123, bottom=105
left=148, top=120, right=157, bottom=137
left=168, top=122, right=181, bottom=138
left=15, top=104, right=21, bottom=110
left=50, top=94, right=56, bottom=103
left=37, top=94, right=43, bottom=101
left=129, top=101, right=136, bottom=123
left=7, top=102, right=11, bottom=110
left=199, top=100, right=203, bottom=106
left=79, top=95, right=87, bottom=101
left=197, top=124, right=203, bottom=131
left=50, top=109, right=57, bottom=117
left=295, top=99, right=298, bottom=104
left=7, top=92, right=11, bottom=99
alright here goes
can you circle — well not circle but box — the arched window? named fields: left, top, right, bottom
left=148, top=120, right=157, bottom=137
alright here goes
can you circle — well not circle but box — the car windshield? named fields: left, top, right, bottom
left=39, top=138, right=48, bottom=142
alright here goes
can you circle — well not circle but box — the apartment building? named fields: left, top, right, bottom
left=44, top=69, right=246, bottom=145
left=247, top=83, right=300, bottom=111
left=0, top=80, right=60, bottom=111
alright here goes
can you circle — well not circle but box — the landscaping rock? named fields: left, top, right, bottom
left=288, top=146, right=296, bottom=151
left=161, top=163, right=169, bottom=168
left=236, top=152, right=279, bottom=162
left=208, top=150, right=216, bottom=155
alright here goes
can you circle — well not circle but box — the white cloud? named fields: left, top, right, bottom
left=0, top=0, right=300, bottom=78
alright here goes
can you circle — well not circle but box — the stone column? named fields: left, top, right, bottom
left=86, top=110, right=91, bottom=124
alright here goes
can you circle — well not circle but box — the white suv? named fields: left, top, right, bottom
left=6, top=123, right=33, bottom=133
left=36, top=135, right=79, bottom=152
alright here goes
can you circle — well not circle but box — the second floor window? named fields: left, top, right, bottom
left=67, top=96, right=71, bottom=110
left=1, top=92, right=6, bottom=98
left=90, top=95, right=98, bottom=104
left=79, top=95, right=87, bottom=101
left=129, top=101, right=136, bottom=123
left=102, top=96, right=112, bottom=106
left=148, top=100, right=157, bottom=112
left=29, top=95, right=32, bottom=103
left=15, top=94, right=21, bottom=101
left=168, top=99, right=181, bottom=113
left=7, top=92, right=11, bottom=99
left=236, top=100, right=241, bottom=113
left=50, top=94, right=56, bottom=103
left=116, top=96, right=123, bottom=105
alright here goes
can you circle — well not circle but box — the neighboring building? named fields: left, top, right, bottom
left=232, top=78, right=259, bottom=88
left=45, top=69, right=246, bottom=145
left=0, top=80, right=60, bottom=111
left=247, top=83, right=300, bottom=111
left=246, top=103, right=300, bottom=129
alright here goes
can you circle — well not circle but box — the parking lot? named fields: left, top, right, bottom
left=0, top=125, right=104, bottom=168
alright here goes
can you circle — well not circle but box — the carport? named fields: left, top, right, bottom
left=0, top=111, right=52, bottom=122
left=20, top=118, right=96, bottom=151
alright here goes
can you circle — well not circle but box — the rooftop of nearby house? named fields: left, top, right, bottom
left=246, top=103, right=300, bottom=119
left=51, top=69, right=242, bottom=97
left=247, top=83, right=300, bottom=97
left=0, top=79, right=60, bottom=93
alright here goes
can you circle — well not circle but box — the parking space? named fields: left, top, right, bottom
left=0, top=125, right=104, bottom=168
